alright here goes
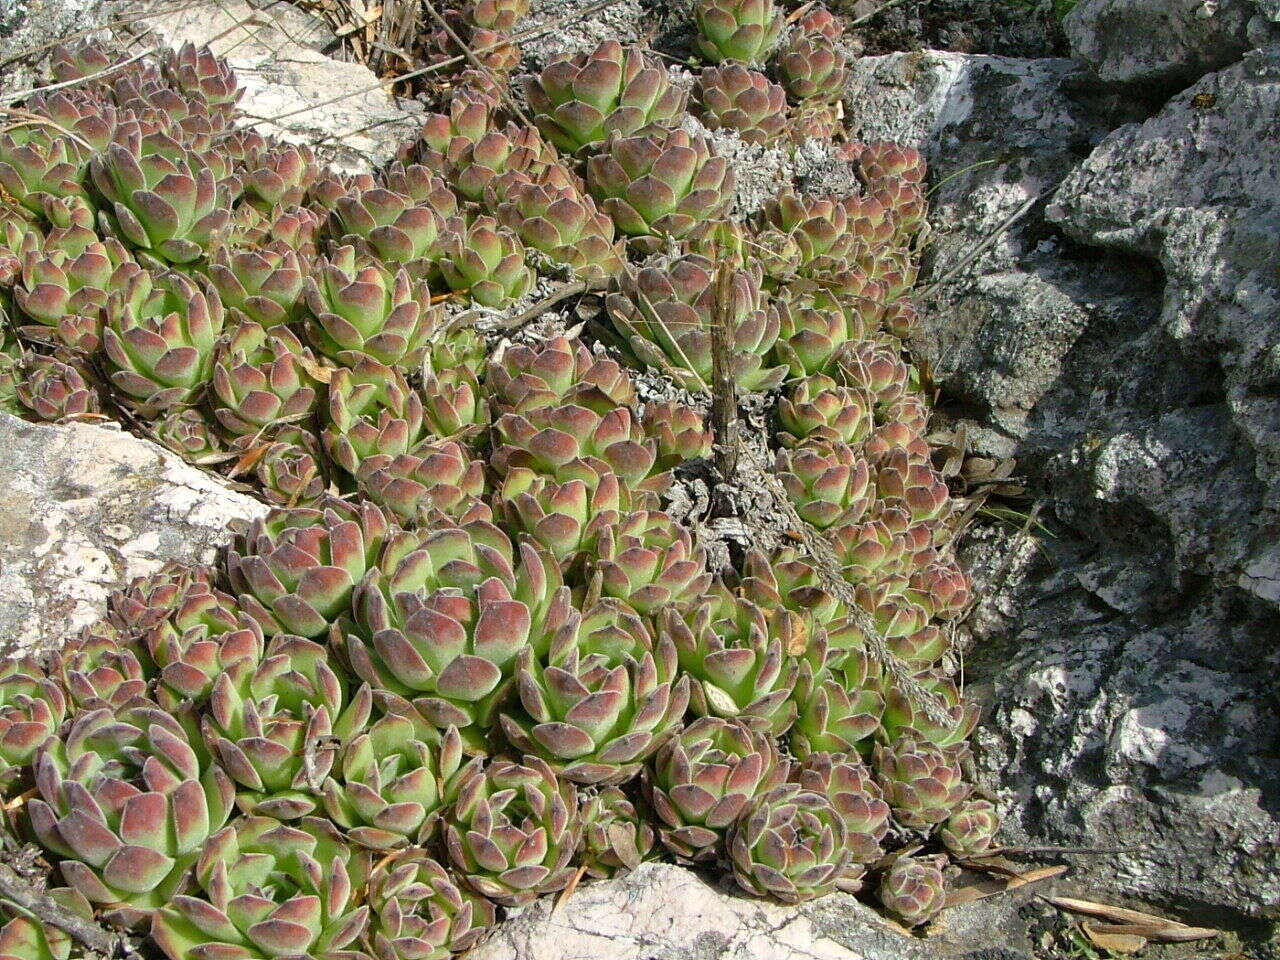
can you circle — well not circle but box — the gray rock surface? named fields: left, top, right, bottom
left=1063, top=0, right=1280, bottom=89
left=844, top=36, right=1280, bottom=948
left=0, top=0, right=103, bottom=95
left=469, top=862, right=1035, bottom=960
left=0, top=414, right=266, bottom=656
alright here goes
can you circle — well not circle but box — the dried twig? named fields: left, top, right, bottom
left=419, top=0, right=533, bottom=127
left=709, top=260, right=739, bottom=480
left=0, top=47, right=152, bottom=105
left=0, top=863, right=118, bottom=955
left=496, top=277, right=608, bottom=331
left=916, top=193, right=1040, bottom=300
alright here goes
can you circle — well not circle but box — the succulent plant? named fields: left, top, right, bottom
left=202, top=636, right=369, bottom=818
left=586, top=130, right=734, bottom=241
left=579, top=786, right=656, bottom=878
left=497, top=172, right=625, bottom=279
left=593, top=511, right=711, bottom=616
left=323, top=359, right=430, bottom=479
left=644, top=717, right=788, bottom=862
left=777, top=34, right=847, bottom=103
left=828, top=515, right=905, bottom=584
left=664, top=589, right=799, bottom=736
left=907, top=558, right=969, bottom=621
left=877, top=855, right=947, bottom=926
left=341, top=520, right=571, bottom=750
left=497, top=467, right=628, bottom=563
left=331, top=185, right=449, bottom=275
left=642, top=401, right=714, bottom=470
left=727, top=783, right=851, bottom=903
left=439, top=217, right=534, bottom=308
left=606, top=254, right=786, bottom=392
left=443, top=755, right=580, bottom=905
left=30, top=697, right=236, bottom=925
left=210, top=321, right=319, bottom=436
left=797, top=4, right=843, bottom=39
left=0, top=888, right=94, bottom=960
left=239, top=142, right=319, bottom=211
left=383, top=162, right=461, bottom=216
left=324, top=718, right=464, bottom=849
left=14, top=355, right=99, bottom=421
left=841, top=338, right=909, bottom=407
left=462, top=0, right=529, bottom=30
left=775, top=441, right=873, bottom=530
left=357, top=441, right=489, bottom=526
left=850, top=140, right=926, bottom=185
left=14, top=239, right=140, bottom=351
left=873, top=735, right=970, bottom=829
left=939, top=797, right=1000, bottom=857
left=789, top=100, right=842, bottom=143
left=365, top=853, right=496, bottom=960
left=778, top=375, right=873, bottom=448
left=154, top=407, right=225, bottom=464
left=526, top=41, right=686, bottom=154
left=500, top=597, right=691, bottom=784
left=208, top=244, right=308, bottom=327
left=764, top=192, right=862, bottom=277
left=151, top=815, right=370, bottom=960
left=487, top=335, right=635, bottom=416
left=425, top=326, right=488, bottom=381
left=90, top=128, right=233, bottom=263
left=795, top=752, right=890, bottom=867
left=879, top=672, right=978, bottom=750
left=696, top=0, right=784, bottom=64
left=228, top=500, right=392, bottom=638
left=228, top=203, right=321, bottom=255
left=52, top=627, right=152, bottom=711
left=106, top=561, right=214, bottom=637
left=692, top=64, right=787, bottom=144
left=790, top=643, right=884, bottom=759
left=874, top=447, right=951, bottom=526
left=0, top=125, right=93, bottom=216
left=772, top=296, right=870, bottom=378
left=491, top=403, right=660, bottom=491
left=162, top=43, right=241, bottom=113
left=0, top=658, right=67, bottom=785
left=102, top=269, right=225, bottom=415
left=251, top=428, right=330, bottom=508
left=305, top=246, right=439, bottom=370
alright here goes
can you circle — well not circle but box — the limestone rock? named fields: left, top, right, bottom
left=468, top=862, right=1033, bottom=960
left=1063, top=0, right=1280, bottom=90
left=0, top=414, right=266, bottom=656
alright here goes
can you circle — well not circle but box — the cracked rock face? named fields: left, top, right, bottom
left=0, top=414, right=266, bottom=657
left=845, top=31, right=1280, bottom=939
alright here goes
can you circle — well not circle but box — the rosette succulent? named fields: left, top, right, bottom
left=491, top=404, right=659, bottom=491
left=238, top=141, right=318, bottom=211
left=202, top=636, right=369, bottom=818
left=324, top=719, right=464, bottom=849
left=586, top=130, right=734, bottom=240
left=526, top=41, right=686, bottom=153
left=644, top=717, right=787, bottom=862
left=357, top=441, right=489, bottom=526
left=694, top=0, right=783, bottom=64
left=252, top=428, right=329, bottom=508
left=497, top=173, right=625, bottom=279
left=879, top=673, right=978, bottom=750
left=365, top=853, right=496, bottom=960
left=873, top=736, right=971, bottom=829
left=210, top=321, right=319, bottom=436
left=795, top=752, right=890, bottom=868
left=463, top=0, right=530, bottom=31
left=207, top=244, right=308, bottom=328
left=878, top=855, right=947, bottom=926
left=14, top=238, right=140, bottom=351
left=728, top=784, right=851, bottom=903
left=14, top=355, right=99, bottom=421
left=778, top=375, right=874, bottom=447
left=29, top=697, right=236, bottom=925
left=341, top=520, right=571, bottom=750
left=323, top=359, right=430, bottom=478
left=939, top=797, right=1000, bottom=857
left=593, top=511, right=711, bottom=615
left=789, top=643, right=884, bottom=759
left=52, top=628, right=151, bottom=711
left=777, top=34, right=847, bottom=103
left=439, top=217, right=534, bottom=308
left=227, top=500, right=392, bottom=638
left=154, top=407, right=224, bottom=464
left=0, top=658, right=67, bottom=785
left=486, top=335, right=635, bottom=416
left=500, top=598, right=691, bottom=784
left=497, top=467, right=628, bottom=563
left=331, top=184, right=450, bottom=273
left=443, top=755, right=580, bottom=905
left=90, top=128, right=232, bottom=263
left=606, top=254, right=786, bottom=392
left=775, top=441, right=873, bottom=529
left=642, top=401, right=713, bottom=470
left=692, top=64, right=787, bottom=144
left=151, top=815, right=371, bottom=960
left=163, top=43, right=241, bottom=114
left=579, top=786, right=656, bottom=878
left=102, top=269, right=225, bottom=414
left=305, top=246, right=439, bottom=370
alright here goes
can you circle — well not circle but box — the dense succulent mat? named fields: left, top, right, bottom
left=0, top=4, right=998, bottom=956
